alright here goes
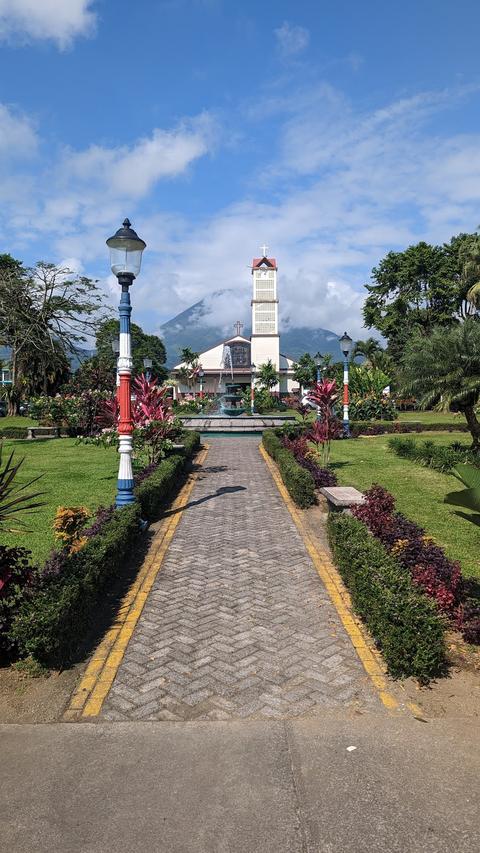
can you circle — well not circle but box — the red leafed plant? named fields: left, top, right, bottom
left=306, top=379, right=342, bottom=466
left=352, top=484, right=480, bottom=644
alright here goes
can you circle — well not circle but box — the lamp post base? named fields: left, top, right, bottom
left=116, top=480, right=136, bottom=506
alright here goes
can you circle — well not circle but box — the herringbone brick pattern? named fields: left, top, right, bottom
left=102, top=438, right=378, bottom=721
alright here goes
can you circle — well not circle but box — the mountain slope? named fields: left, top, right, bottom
left=159, top=295, right=343, bottom=366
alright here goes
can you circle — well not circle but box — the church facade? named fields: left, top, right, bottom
left=172, top=250, right=296, bottom=395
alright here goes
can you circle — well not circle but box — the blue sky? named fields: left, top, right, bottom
left=1, top=0, right=480, bottom=340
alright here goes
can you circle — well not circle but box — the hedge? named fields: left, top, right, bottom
left=0, top=427, right=28, bottom=439
left=351, top=420, right=469, bottom=437
left=10, top=431, right=201, bottom=665
left=328, top=513, right=447, bottom=683
left=263, top=430, right=316, bottom=508
left=388, top=436, right=478, bottom=474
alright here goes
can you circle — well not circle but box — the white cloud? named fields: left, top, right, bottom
left=63, top=114, right=216, bottom=199
left=274, top=21, right=309, bottom=57
left=0, top=103, right=37, bottom=157
left=0, top=0, right=97, bottom=49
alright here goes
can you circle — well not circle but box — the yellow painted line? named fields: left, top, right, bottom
left=64, top=445, right=209, bottom=721
left=259, top=443, right=401, bottom=712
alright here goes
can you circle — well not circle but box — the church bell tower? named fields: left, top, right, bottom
left=250, top=245, right=280, bottom=383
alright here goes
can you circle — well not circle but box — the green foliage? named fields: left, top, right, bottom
left=256, top=359, right=278, bottom=391
left=328, top=513, right=447, bottom=683
left=0, top=427, right=29, bottom=439
left=95, top=318, right=167, bottom=383
left=347, top=364, right=395, bottom=421
left=363, top=235, right=474, bottom=361
left=263, top=430, right=315, bottom=507
left=350, top=420, right=469, bottom=437
left=30, top=391, right=112, bottom=435
left=444, top=464, right=480, bottom=514
left=389, top=437, right=478, bottom=473
left=0, top=545, right=35, bottom=654
left=10, top=432, right=200, bottom=664
left=400, top=318, right=480, bottom=447
left=351, top=338, right=385, bottom=367
left=292, top=353, right=317, bottom=388
left=0, top=444, right=45, bottom=531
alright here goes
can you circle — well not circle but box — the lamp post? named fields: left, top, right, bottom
left=314, top=353, right=322, bottom=422
left=111, top=338, right=120, bottom=394
left=250, top=362, right=256, bottom=415
left=198, top=368, right=204, bottom=398
left=339, top=331, right=353, bottom=437
left=143, top=357, right=152, bottom=382
left=106, top=218, right=146, bottom=507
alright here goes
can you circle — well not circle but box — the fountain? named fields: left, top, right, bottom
left=219, top=383, right=246, bottom=417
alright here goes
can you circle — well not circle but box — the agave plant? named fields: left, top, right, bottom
left=444, top=464, right=480, bottom=514
left=0, top=443, right=45, bottom=532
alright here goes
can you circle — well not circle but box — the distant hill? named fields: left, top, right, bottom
left=159, top=294, right=343, bottom=366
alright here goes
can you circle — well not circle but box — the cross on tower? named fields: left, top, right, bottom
left=260, top=243, right=269, bottom=258
left=234, top=320, right=244, bottom=336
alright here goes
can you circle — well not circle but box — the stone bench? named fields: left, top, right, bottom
left=319, top=486, right=365, bottom=513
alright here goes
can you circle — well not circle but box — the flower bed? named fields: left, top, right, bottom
left=352, top=485, right=480, bottom=644
left=263, top=430, right=316, bottom=508
left=328, top=513, right=447, bottom=682
left=6, top=431, right=200, bottom=665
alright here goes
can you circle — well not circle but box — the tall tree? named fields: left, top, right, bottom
left=400, top=319, right=480, bottom=448
left=292, top=353, right=316, bottom=390
left=363, top=236, right=475, bottom=361
left=95, top=318, right=167, bottom=382
left=0, top=258, right=109, bottom=412
left=352, top=337, right=384, bottom=366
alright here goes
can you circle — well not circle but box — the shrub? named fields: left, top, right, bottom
left=0, top=545, right=35, bottom=654
left=389, top=437, right=478, bottom=473
left=282, top=436, right=337, bottom=488
left=0, top=427, right=28, bottom=439
left=328, top=513, right=447, bottom=682
left=263, top=430, right=316, bottom=507
left=352, top=484, right=480, bottom=644
left=349, top=394, right=397, bottom=421
left=10, top=431, right=201, bottom=664
left=350, top=420, right=469, bottom=437
left=53, top=506, right=91, bottom=554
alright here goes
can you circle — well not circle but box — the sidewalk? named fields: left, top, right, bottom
left=101, top=437, right=378, bottom=721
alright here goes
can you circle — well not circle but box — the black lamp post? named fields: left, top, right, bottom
left=143, top=357, right=153, bottom=382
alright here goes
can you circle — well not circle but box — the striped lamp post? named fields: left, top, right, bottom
left=339, top=331, right=353, bottom=437
left=106, top=219, right=146, bottom=507
left=314, top=353, right=322, bottom=422
left=250, top=362, right=256, bottom=415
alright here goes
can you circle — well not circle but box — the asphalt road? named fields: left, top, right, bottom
left=1, top=711, right=479, bottom=852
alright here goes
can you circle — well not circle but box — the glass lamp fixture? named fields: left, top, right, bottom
left=143, top=357, right=153, bottom=369
left=314, top=353, right=322, bottom=367
left=111, top=339, right=120, bottom=355
left=339, top=331, right=353, bottom=359
left=106, top=218, right=146, bottom=278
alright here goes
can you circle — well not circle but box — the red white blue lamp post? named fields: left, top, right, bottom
left=250, top=362, right=256, bottom=415
left=106, top=218, right=146, bottom=507
left=339, top=331, right=353, bottom=437
left=314, top=353, right=322, bottom=421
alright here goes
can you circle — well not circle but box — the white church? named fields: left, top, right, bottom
left=172, top=249, right=297, bottom=395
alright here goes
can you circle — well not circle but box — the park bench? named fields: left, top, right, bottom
left=319, top=486, right=365, bottom=513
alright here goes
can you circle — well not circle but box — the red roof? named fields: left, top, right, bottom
left=252, top=257, right=277, bottom=270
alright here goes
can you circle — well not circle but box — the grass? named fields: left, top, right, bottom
left=397, top=410, right=467, bottom=424
left=329, top=431, right=480, bottom=580
left=2, top=438, right=118, bottom=564
left=0, top=415, right=39, bottom=428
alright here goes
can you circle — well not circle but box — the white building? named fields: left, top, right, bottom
left=172, top=249, right=296, bottom=395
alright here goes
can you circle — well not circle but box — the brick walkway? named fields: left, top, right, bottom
left=102, top=438, right=379, bottom=721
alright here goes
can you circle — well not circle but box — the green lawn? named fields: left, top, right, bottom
left=2, top=438, right=118, bottom=564
left=329, top=432, right=480, bottom=580
left=0, top=416, right=39, bottom=428
left=397, top=410, right=467, bottom=425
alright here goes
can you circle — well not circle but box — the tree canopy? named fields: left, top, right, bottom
left=95, top=318, right=167, bottom=382
left=363, top=234, right=478, bottom=360
left=256, top=359, right=278, bottom=390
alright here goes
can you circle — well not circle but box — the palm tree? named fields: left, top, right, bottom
left=352, top=338, right=384, bottom=367
left=256, top=359, right=278, bottom=391
left=400, top=319, right=480, bottom=448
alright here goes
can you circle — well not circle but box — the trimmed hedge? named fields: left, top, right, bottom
left=351, top=420, right=469, bottom=437
left=10, top=431, right=201, bottom=665
left=328, top=513, right=447, bottom=683
left=263, top=430, right=315, bottom=508
left=0, top=427, right=28, bottom=439
left=388, top=436, right=478, bottom=473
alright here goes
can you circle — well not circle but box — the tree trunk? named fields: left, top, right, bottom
left=464, top=405, right=480, bottom=450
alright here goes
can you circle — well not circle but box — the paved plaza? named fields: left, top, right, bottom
left=102, top=437, right=378, bottom=721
